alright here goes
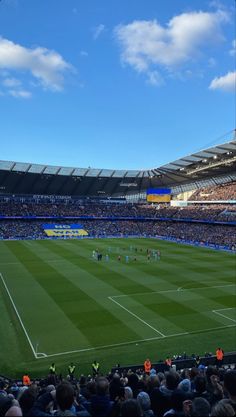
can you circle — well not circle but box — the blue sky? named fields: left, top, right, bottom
left=0, top=0, right=235, bottom=169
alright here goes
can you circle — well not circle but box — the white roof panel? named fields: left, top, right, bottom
left=72, top=168, right=88, bottom=176
left=28, top=164, right=45, bottom=174
left=99, top=169, right=114, bottom=177
left=58, top=167, right=73, bottom=176
left=0, top=161, right=14, bottom=171
left=12, top=163, right=30, bottom=172
left=86, top=169, right=101, bottom=177
left=44, top=166, right=60, bottom=174
left=112, top=170, right=127, bottom=178
left=125, top=170, right=139, bottom=177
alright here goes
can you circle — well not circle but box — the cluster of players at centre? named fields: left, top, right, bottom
left=92, top=247, right=161, bottom=263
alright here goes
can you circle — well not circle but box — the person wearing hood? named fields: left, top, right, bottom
left=137, top=391, right=154, bottom=417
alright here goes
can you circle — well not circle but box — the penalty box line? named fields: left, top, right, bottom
left=0, top=272, right=47, bottom=360
left=110, top=284, right=236, bottom=299
left=108, top=296, right=166, bottom=338
left=212, top=308, right=236, bottom=324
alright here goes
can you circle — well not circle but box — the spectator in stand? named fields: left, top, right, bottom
left=189, top=397, right=211, bottom=417
left=137, top=391, right=154, bottom=417
left=120, top=399, right=143, bottom=417
left=150, top=370, right=180, bottom=417
left=223, top=370, right=236, bottom=413
left=89, top=377, right=113, bottom=417
left=211, top=399, right=235, bottom=417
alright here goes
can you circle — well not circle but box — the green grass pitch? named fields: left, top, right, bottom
left=0, top=238, right=235, bottom=378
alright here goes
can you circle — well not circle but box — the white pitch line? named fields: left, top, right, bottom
left=0, top=260, right=67, bottom=266
left=0, top=272, right=42, bottom=359
left=40, top=323, right=236, bottom=359
left=111, top=284, right=236, bottom=299
left=108, top=296, right=166, bottom=338
left=212, top=308, right=236, bottom=323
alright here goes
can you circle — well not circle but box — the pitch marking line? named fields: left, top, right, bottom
left=1, top=272, right=235, bottom=360
left=212, top=308, right=236, bottom=324
left=108, top=296, right=166, bottom=338
left=0, top=272, right=47, bottom=359
left=42, top=324, right=236, bottom=359
left=110, top=284, right=236, bottom=299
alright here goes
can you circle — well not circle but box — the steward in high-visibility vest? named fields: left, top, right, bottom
left=216, top=348, right=224, bottom=366
left=92, top=360, right=100, bottom=376
left=68, top=363, right=76, bottom=378
left=144, top=358, right=152, bottom=374
left=23, top=374, right=31, bottom=386
left=49, top=363, right=56, bottom=374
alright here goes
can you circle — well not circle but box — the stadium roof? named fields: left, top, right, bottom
left=0, top=138, right=235, bottom=197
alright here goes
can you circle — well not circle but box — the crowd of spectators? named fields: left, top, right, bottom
left=0, top=363, right=236, bottom=416
left=189, top=182, right=236, bottom=201
left=0, top=200, right=236, bottom=222
left=0, top=219, right=235, bottom=248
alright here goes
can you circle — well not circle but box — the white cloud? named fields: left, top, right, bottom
left=2, top=77, right=21, bottom=87
left=0, top=37, right=72, bottom=92
left=114, top=9, right=229, bottom=84
left=9, top=89, right=32, bottom=98
left=209, top=71, right=236, bottom=92
left=229, top=39, right=236, bottom=56
left=93, top=24, right=105, bottom=40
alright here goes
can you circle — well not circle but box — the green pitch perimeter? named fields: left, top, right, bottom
left=0, top=238, right=235, bottom=378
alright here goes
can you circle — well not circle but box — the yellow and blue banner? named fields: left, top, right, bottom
left=43, top=224, right=88, bottom=237
left=146, top=188, right=171, bottom=203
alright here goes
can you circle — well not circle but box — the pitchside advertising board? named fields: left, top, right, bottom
left=43, top=224, right=88, bottom=237
left=146, top=188, right=171, bottom=203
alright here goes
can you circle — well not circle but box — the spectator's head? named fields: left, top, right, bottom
left=147, top=374, right=160, bottom=391
left=224, top=370, right=236, bottom=399
left=18, top=389, right=36, bottom=415
left=96, top=377, right=109, bottom=396
left=5, top=406, right=22, bottom=416
left=206, top=365, right=219, bottom=383
left=191, top=397, right=211, bottom=417
left=194, top=375, right=207, bottom=393
left=137, top=391, right=151, bottom=412
left=172, top=389, right=188, bottom=412
left=0, top=397, right=14, bottom=416
left=120, top=399, right=143, bottom=417
left=124, top=387, right=133, bottom=400
left=165, top=371, right=180, bottom=390
left=56, top=382, right=74, bottom=412
left=211, top=399, right=235, bottom=417
left=178, top=378, right=191, bottom=393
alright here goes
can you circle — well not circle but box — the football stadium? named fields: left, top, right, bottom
left=0, top=135, right=236, bottom=415
left=1, top=0, right=236, bottom=415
